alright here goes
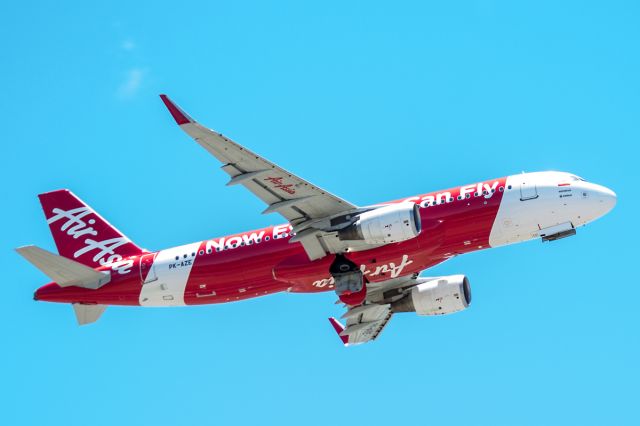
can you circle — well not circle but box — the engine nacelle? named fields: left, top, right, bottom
left=391, top=275, right=471, bottom=316
left=337, top=203, right=421, bottom=245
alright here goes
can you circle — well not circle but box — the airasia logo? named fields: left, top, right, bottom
left=47, top=207, right=133, bottom=274
left=312, top=255, right=414, bottom=288
left=264, top=176, right=296, bottom=195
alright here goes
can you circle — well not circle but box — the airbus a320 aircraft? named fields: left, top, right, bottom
left=17, top=95, right=617, bottom=345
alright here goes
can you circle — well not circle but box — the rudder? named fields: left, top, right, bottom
left=38, top=189, right=143, bottom=269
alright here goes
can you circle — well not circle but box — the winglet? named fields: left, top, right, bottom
left=160, top=94, right=194, bottom=125
left=328, top=317, right=349, bottom=346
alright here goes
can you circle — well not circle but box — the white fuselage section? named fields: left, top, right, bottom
left=139, top=242, right=202, bottom=306
left=489, top=171, right=616, bottom=246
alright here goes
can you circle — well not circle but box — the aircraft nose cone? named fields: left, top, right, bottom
left=599, top=186, right=617, bottom=212
left=592, top=184, right=617, bottom=216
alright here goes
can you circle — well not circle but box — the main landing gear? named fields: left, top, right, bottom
left=330, top=254, right=367, bottom=306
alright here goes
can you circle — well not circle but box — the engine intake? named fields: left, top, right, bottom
left=338, top=203, right=421, bottom=245
left=391, top=275, right=471, bottom=316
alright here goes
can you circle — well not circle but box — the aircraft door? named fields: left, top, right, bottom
left=140, top=253, right=158, bottom=284
left=519, top=176, right=539, bottom=201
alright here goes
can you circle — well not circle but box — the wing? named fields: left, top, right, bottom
left=329, top=304, right=393, bottom=346
left=328, top=274, right=424, bottom=346
left=160, top=95, right=360, bottom=260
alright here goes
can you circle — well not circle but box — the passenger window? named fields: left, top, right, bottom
left=199, top=250, right=204, bottom=255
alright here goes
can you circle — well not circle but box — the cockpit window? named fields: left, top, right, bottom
left=569, top=175, right=586, bottom=182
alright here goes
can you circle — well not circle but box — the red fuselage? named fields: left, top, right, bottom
left=35, top=177, right=508, bottom=306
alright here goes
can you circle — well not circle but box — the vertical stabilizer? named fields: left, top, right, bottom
left=38, top=190, right=143, bottom=268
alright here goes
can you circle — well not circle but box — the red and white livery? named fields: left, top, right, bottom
left=17, top=95, right=617, bottom=345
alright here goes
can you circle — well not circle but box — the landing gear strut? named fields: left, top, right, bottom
left=330, top=254, right=367, bottom=306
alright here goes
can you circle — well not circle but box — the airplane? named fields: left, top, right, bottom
left=16, top=95, right=617, bottom=345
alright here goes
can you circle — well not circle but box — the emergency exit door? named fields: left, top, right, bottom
left=519, top=177, right=539, bottom=201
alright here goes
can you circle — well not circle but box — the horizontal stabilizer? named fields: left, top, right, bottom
left=16, top=245, right=110, bottom=289
left=73, top=303, right=107, bottom=325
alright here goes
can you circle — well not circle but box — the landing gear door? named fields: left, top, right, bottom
left=140, top=253, right=158, bottom=284
left=519, top=177, right=539, bottom=201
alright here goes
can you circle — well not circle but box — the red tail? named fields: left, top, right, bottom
left=38, top=190, right=143, bottom=268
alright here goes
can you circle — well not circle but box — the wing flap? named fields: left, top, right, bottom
left=226, top=169, right=271, bottom=186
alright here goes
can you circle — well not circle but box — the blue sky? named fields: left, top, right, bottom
left=2, top=1, right=639, bottom=425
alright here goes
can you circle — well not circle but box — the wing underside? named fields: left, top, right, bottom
left=330, top=303, right=393, bottom=346
left=329, top=274, right=429, bottom=345
left=160, top=94, right=362, bottom=260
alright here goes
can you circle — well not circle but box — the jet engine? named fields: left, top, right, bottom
left=391, top=275, right=471, bottom=316
left=337, top=203, right=421, bottom=245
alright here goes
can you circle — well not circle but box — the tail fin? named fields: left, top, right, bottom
left=38, top=190, right=143, bottom=268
